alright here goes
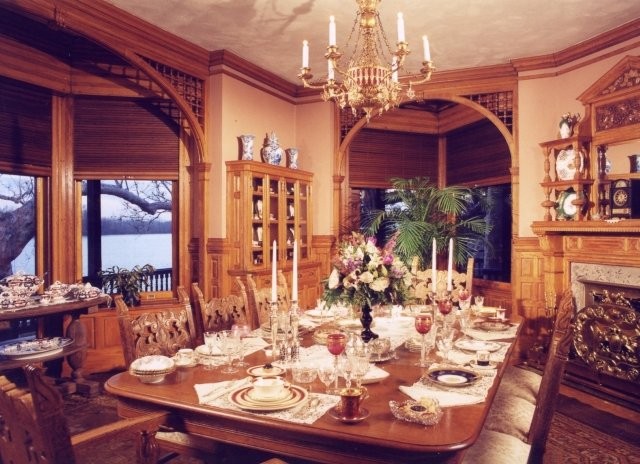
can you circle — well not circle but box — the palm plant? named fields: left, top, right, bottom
left=361, top=177, right=492, bottom=268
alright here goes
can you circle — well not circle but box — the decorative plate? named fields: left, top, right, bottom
left=247, top=364, right=286, bottom=377
left=556, top=189, right=578, bottom=219
left=426, top=368, right=480, bottom=387
left=454, top=339, right=501, bottom=352
left=555, top=148, right=583, bottom=180
left=228, top=384, right=308, bottom=411
left=389, top=399, right=443, bottom=426
left=0, top=337, right=73, bottom=359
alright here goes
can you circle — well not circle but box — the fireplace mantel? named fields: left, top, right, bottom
left=532, top=219, right=640, bottom=235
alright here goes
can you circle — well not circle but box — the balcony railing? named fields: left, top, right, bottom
left=88, top=267, right=173, bottom=294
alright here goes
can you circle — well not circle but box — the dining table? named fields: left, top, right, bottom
left=105, top=308, right=520, bottom=464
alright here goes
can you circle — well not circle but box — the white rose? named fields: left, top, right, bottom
left=328, top=268, right=340, bottom=289
left=370, top=277, right=390, bottom=292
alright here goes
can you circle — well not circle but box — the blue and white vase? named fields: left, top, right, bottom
left=286, top=148, right=299, bottom=169
left=261, top=132, right=284, bottom=165
left=239, top=134, right=255, bottom=160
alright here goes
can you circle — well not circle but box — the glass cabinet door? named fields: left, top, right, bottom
left=251, top=174, right=266, bottom=267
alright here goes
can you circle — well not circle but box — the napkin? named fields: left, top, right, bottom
left=195, top=377, right=251, bottom=404
left=399, top=384, right=484, bottom=407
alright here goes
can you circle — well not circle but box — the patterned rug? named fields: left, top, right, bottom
left=63, top=378, right=640, bottom=464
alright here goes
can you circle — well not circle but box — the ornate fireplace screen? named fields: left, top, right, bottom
left=573, top=291, right=640, bottom=383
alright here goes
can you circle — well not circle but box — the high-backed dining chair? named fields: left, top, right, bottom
left=462, top=288, right=576, bottom=464
left=0, top=364, right=169, bottom=464
left=115, top=286, right=219, bottom=462
left=431, top=257, right=474, bottom=300
left=192, top=277, right=252, bottom=334
left=245, top=271, right=291, bottom=328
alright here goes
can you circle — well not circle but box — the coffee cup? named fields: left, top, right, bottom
left=176, top=348, right=194, bottom=365
left=252, top=376, right=287, bottom=399
left=338, top=387, right=368, bottom=420
left=476, top=350, right=490, bottom=367
left=496, top=307, right=507, bottom=320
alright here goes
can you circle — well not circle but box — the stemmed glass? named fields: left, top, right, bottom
left=436, top=327, right=456, bottom=364
left=349, top=353, right=371, bottom=388
left=203, top=331, right=218, bottom=370
left=437, top=294, right=453, bottom=329
left=338, top=355, right=354, bottom=389
left=317, top=364, right=337, bottom=394
left=219, top=330, right=239, bottom=374
left=231, top=323, right=252, bottom=367
left=326, top=332, right=347, bottom=393
left=414, top=314, right=434, bottom=367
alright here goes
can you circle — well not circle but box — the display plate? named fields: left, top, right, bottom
left=556, top=148, right=583, bottom=180
left=0, top=337, right=73, bottom=359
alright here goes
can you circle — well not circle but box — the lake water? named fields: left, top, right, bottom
left=11, top=233, right=172, bottom=276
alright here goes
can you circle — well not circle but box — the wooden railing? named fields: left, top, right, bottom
left=89, top=267, right=173, bottom=294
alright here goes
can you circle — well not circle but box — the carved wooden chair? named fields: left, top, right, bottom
left=192, top=277, right=252, bottom=335
left=245, top=271, right=291, bottom=328
left=115, top=286, right=197, bottom=367
left=0, top=364, right=169, bottom=464
left=462, top=288, right=576, bottom=463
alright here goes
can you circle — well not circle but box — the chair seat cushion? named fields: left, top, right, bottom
left=462, top=429, right=531, bottom=464
left=485, top=392, right=535, bottom=442
left=500, top=365, right=541, bottom=404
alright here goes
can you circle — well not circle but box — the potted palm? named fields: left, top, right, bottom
left=99, top=264, right=155, bottom=306
left=361, top=177, right=492, bottom=269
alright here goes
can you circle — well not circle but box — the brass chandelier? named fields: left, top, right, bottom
left=298, top=0, right=435, bottom=121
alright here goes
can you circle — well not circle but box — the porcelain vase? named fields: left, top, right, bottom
left=359, top=303, right=379, bottom=343
left=261, top=132, right=284, bottom=165
left=239, top=134, right=255, bottom=160
left=286, top=148, right=299, bottom=169
left=559, top=122, right=572, bottom=139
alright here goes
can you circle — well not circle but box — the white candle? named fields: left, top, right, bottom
left=329, top=16, right=336, bottom=46
left=422, top=35, right=431, bottom=61
left=391, top=56, right=398, bottom=83
left=271, top=240, right=277, bottom=302
left=292, top=240, right=298, bottom=301
left=328, top=59, right=335, bottom=80
left=302, top=40, right=309, bottom=68
left=431, top=238, right=437, bottom=294
left=397, top=12, right=405, bottom=42
left=447, top=238, right=453, bottom=292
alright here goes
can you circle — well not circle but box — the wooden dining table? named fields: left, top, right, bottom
left=105, top=321, right=518, bottom=464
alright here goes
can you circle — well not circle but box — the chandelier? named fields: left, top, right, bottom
left=298, top=0, right=435, bottom=121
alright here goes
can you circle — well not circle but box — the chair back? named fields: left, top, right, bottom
left=526, top=287, right=576, bottom=462
left=246, top=271, right=291, bottom=328
left=433, top=257, right=474, bottom=300
left=0, top=365, right=76, bottom=464
left=192, top=278, right=252, bottom=333
left=116, top=286, right=197, bottom=367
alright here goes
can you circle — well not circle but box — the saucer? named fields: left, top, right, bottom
left=172, top=356, right=198, bottom=368
left=247, top=364, right=285, bottom=377
left=246, top=387, right=293, bottom=403
left=469, top=359, right=498, bottom=370
left=329, top=406, right=370, bottom=424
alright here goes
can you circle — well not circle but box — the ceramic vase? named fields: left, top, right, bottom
left=559, top=122, right=572, bottom=139
left=239, top=134, right=255, bottom=160
left=286, top=148, right=299, bottom=169
left=261, top=132, right=284, bottom=165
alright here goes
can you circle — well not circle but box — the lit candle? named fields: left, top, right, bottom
left=391, top=56, right=398, bottom=83
left=431, top=238, right=437, bottom=294
left=302, top=40, right=309, bottom=68
left=447, top=238, right=453, bottom=292
left=397, top=12, right=405, bottom=42
left=329, top=16, right=336, bottom=46
left=328, top=59, right=335, bottom=80
left=292, top=240, right=298, bottom=301
left=271, top=240, right=277, bottom=302
left=422, top=35, right=431, bottom=61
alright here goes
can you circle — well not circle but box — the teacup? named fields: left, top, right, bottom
left=252, top=376, right=287, bottom=399
left=176, top=348, right=194, bottom=366
left=337, top=386, right=368, bottom=420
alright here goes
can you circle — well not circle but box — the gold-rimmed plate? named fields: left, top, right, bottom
left=228, top=384, right=308, bottom=411
left=427, top=368, right=479, bottom=387
left=247, top=364, right=286, bottom=377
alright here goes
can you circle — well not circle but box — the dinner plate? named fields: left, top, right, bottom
left=246, top=387, right=293, bottom=403
left=455, top=339, right=501, bottom=352
left=427, top=368, right=479, bottom=387
left=247, top=364, right=286, bottom=377
left=0, top=337, right=73, bottom=359
left=473, top=320, right=511, bottom=332
left=228, top=384, right=308, bottom=411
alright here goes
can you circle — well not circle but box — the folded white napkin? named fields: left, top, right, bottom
left=399, top=384, right=484, bottom=407
left=363, top=364, right=390, bottom=382
left=195, top=377, right=251, bottom=404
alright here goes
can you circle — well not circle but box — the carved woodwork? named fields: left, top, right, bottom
left=245, top=271, right=291, bottom=328
left=573, top=297, right=639, bottom=384
left=192, top=279, right=252, bottom=333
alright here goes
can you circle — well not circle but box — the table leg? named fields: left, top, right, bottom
left=66, top=316, right=100, bottom=396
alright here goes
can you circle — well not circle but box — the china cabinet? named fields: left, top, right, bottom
left=226, top=161, right=318, bottom=307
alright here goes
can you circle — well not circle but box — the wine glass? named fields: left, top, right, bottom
left=219, top=330, right=239, bottom=374
left=231, top=323, right=252, bottom=367
left=317, top=364, right=337, bottom=394
left=436, top=327, right=456, bottom=364
left=349, top=353, right=371, bottom=388
left=203, top=331, right=218, bottom=370
left=437, top=294, right=453, bottom=329
left=326, top=332, right=347, bottom=392
left=414, top=314, right=433, bottom=367
left=338, top=354, right=353, bottom=389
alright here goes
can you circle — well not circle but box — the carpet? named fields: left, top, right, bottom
left=63, top=375, right=640, bottom=464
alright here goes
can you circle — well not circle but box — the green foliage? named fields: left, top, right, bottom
left=361, top=177, right=492, bottom=268
left=99, top=264, right=155, bottom=307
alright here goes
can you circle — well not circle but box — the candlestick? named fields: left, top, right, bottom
left=292, top=240, right=298, bottom=301
left=271, top=240, right=277, bottom=302
left=447, top=238, right=453, bottom=292
left=431, top=238, right=437, bottom=294
left=422, top=35, right=431, bottom=61
left=397, top=12, right=405, bottom=42
left=302, top=40, right=309, bottom=68
left=328, top=59, right=335, bottom=80
left=329, top=16, right=336, bottom=46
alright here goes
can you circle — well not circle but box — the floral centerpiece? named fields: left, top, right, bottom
left=323, top=232, right=411, bottom=341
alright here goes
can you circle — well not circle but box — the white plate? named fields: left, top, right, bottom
left=247, top=364, right=286, bottom=377
left=0, top=337, right=73, bottom=359
left=455, top=339, right=501, bottom=352
left=556, top=148, right=583, bottom=180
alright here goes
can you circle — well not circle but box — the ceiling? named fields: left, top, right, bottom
left=105, top=0, right=640, bottom=86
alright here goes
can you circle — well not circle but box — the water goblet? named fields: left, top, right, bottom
left=317, top=364, right=337, bottom=394
left=203, top=331, right=218, bottom=370
left=436, top=327, right=456, bottom=363
left=219, top=330, right=239, bottom=374
left=414, top=314, right=434, bottom=368
left=349, top=353, right=371, bottom=388
left=326, top=332, right=347, bottom=392
left=231, top=323, right=252, bottom=367
left=338, top=354, right=354, bottom=389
